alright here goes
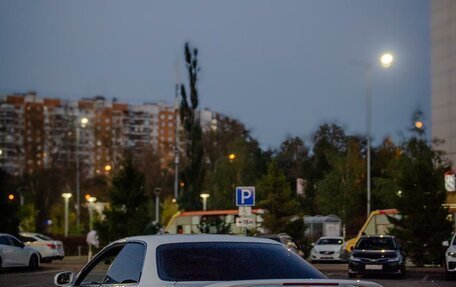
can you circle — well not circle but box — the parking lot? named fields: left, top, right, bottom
left=0, top=257, right=454, bottom=287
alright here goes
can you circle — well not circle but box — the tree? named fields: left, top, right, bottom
left=178, top=42, right=205, bottom=211
left=256, top=160, right=299, bottom=232
left=388, top=113, right=453, bottom=265
left=276, top=136, right=309, bottom=194
left=0, top=169, right=20, bottom=234
left=316, top=136, right=366, bottom=236
left=95, top=154, right=150, bottom=246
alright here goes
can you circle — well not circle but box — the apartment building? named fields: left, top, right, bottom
left=0, top=92, right=220, bottom=178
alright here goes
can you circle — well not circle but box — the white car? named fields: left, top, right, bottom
left=19, top=232, right=65, bottom=263
left=442, top=233, right=456, bottom=280
left=54, top=234, right=382, bottom=287
left=0, top=233, right=40, bottom=270
left=310, top=236, right=345, bottom=262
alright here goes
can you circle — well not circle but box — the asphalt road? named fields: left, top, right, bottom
left=0, top=257, right=454, bottom=287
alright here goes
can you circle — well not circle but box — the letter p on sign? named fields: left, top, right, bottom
left=236, top=186, right=255, bottom=206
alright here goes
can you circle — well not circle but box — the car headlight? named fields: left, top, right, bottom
left=447, top=251, right=456, bottom=258
left=350, top=256, right=361, bottom=262
left=387, top=257, right=400, bottom=262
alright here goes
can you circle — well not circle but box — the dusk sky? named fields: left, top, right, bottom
left=0, top=0, right=430, bottom=149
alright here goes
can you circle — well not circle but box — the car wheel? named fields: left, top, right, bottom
left=28, top=254, right=39, bottom=270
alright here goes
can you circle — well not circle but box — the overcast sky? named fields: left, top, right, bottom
left=0, top=0, right=430, bottom=149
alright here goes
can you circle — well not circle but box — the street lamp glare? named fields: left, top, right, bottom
left=228, top=153, right=236, bottom=161
left=104, top=164, right=112, bottom=172
left=80, top=117, right=89, bottom=125
left=200, top=193, right=210, bottom=199
left=62, top=193, right=72, bottom=199
left=415, top=121, right=424, bottom=129
left=380, top=53, right=394, bottom=68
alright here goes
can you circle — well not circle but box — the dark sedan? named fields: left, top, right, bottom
left=348, top=235, right=406, bottom=278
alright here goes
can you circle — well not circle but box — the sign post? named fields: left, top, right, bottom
left=236, top=186, right=255, bottom=234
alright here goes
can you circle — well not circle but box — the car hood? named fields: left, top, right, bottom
left=312, top=244, right=342, bottom=252
left=447, top=245, right=456, bottom=253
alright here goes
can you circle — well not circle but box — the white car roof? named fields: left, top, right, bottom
left=115, top=234, right=283, bottom=246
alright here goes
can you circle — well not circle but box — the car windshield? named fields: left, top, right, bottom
left=156, top=242, right=325, bottom=281
left=356, top=237, right=396, bottom=250
left=316, top=238, right=343, bottom=245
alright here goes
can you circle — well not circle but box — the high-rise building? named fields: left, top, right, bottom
left=0, top=93, right=221, bottom=178
left=431, top=0, right=456, bottom=167
left=431, top=0, right=456, bottom=211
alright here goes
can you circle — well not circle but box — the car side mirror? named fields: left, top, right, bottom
left=350, top=246, right=354, bottom=251
left=442, top=240, right=449, bottom=247
left=54, top=271, right=74, bottom=286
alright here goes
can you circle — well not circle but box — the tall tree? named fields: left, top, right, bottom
left=178, top=42, right=205, bottom=210
left=388, top=112, right=453, bottom=265
left=95, top=154, right=150, bottom=246
left=276, top=136, right=309, bottom=194
left=316, top=136, right=366, bottom=236
left=257, top=160, right=299, bottom=232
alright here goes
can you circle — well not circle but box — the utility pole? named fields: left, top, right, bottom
left=174, top=63, right=180, bottom=200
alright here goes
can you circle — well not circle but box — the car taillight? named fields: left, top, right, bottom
left=47, top=244, right=57, bottom=249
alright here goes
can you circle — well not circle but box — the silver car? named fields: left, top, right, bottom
left=54, top=234, right=383, bottom=287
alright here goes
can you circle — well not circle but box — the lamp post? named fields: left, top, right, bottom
left=76, top=117, right=88, bottom=230
left=200, top=193, right=210, bottom=211
left=61, top=193, right=72, bottom=237
left=85, top=195, right=97, bottom=230
left=154, top=188, right=161, bottom=223
left=358, top=52, right=393, bottom=217
left=16, top=186, right=27, bottom=207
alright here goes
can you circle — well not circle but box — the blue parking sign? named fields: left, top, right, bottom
left=236, top=186, right=255, bottom=206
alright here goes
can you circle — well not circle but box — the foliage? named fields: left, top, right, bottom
left=178, top=42, right=205, bottom=211
left=256, top=160, right=299, bottom=233
left=388, top=114, right=453, bottom=266
left=95, top=154, right=151, bottom=246
left=316, top=136, right=366, bottom=236
left=161, top=196, right=179, bottom=227
left=0, top=169, right=20, bottom=234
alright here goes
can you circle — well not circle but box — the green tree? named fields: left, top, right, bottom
left=388, top=113, right=453, bottom=265
left=95, top=154, right=150, bottom=246
left=0, top=169, right=20, bottom=234
left=276, top=136, right=309, bottom=194
left=256, top=160, right=299, bottom=232
left=178, top=42, right=205, bottom=211
left=316, top=136, right=366, bottom=236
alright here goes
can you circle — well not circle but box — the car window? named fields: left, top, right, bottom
left=355, top=237, right=396, bottom=250
left=76, top=243, right=145, bottom=286
left=19, top=236, right=37, bottom=243
left=0, top=236, right=9, bottom=245
left=316, top=238, right=343, bottom=245
left=157, top=242, right=325, bottom=281
left=7, top=236, right=23, bottom=247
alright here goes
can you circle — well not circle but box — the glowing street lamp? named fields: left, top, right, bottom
left=380, top=52, right=394, bottom=68
left=200, top=193, right=210, bottom=211
left=76, top=117, right=89, bottom=230
left=228, top=153, right=236, bottom=161
left=61, top=193, right=72, bottom=237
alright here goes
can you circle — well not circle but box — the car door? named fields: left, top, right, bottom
left=0, top=235, right=27, bottom=267
left=74, top=242, right=146, bottom=287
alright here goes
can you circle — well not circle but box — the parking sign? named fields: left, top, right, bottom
left=236, top=186, right=255, bottom=206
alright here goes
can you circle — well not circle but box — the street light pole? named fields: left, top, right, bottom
left=366, top=63, right=373, bottom=217
left=154, top=188, right=162, bottom=224
left=76, top=117, right=88, bottom=231
left=200, top=193, right=210, bottom=211
left=76, top=125, right=81, bottom=229
left=61, top=193, right=72, bottom=237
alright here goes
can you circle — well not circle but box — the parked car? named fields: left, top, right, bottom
left=310, top=236, right=345, bottom=263
left=0, top=233, right=40, bottom=270
left=19, top=232, right=65, bottom=263
left=254, top=233, right=304, bottom=257
left=442, top=232, right=456, bottom=280
left=348, top=235, right=405, bottom=278
left=54, top=234, right=383, bottom=287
